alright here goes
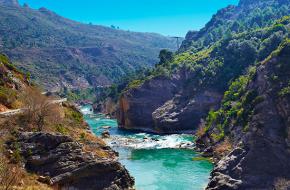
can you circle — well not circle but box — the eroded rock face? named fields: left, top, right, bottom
left=179, top=30, right=198, bottom=52
left=117, top=74, right=182, bottom=133
left=117, top=68, right=223, bottom=134
left=152, top=90, right=222, bottom=133
left=10, top=132, right=134, bottom=190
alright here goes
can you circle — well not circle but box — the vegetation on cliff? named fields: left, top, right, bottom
left=201, top=38, right=290, bottom=147
left=196, top=37, right=290, bottom=190
left=0, top=54, right=30, bottom=110
left=126, top=16, right=290, bottom=92
left=179, top=0, right=290, bottom=51
left=118, top=10, right=290, bottom=133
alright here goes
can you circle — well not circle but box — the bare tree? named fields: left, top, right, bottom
left=21, top=88, right=61, bottom=131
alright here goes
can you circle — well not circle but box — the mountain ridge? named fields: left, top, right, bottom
left=180, top=0, right=290, bottom=52
left=0, top=3, right=176, bottom=91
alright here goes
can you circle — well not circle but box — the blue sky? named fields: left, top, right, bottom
left=19, top=0, right=239, bottom=37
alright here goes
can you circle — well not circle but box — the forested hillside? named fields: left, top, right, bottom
left=118, top=0, right=290, bottom=133
left=0, top=0, right=175, bottom=91
left=180, top=0, right=290, bottom=51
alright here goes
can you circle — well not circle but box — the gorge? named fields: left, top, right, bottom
left=0, top=0, right=289, bottom=189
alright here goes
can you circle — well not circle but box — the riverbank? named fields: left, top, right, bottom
left=0, top=102, right=135, bottom=190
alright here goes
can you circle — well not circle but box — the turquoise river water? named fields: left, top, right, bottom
left=80, top=105, right=213, bottom=190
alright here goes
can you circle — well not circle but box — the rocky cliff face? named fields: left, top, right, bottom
left=197, top=42, right=290, bottom=189
left=118, top=74, right=182, bottom=133
left=117, top=67, right=223, bottom=133
left=152, top=90, right=222, bottom=133
left=9, top=132, right=134, bottom=190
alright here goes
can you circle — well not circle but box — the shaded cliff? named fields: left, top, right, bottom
left=196, top=40, right=290, bottom=190
left=118, top=72, right=183, bottom=133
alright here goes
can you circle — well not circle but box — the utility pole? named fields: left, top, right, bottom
left=171, top=36, right=182, bottom=49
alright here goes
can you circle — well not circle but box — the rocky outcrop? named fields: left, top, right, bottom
left=117, top=74, right=182, bottom=133
left=152, top=90, right=222, bottom=133
left=197, top=43, right=290, bottom=189
left=178, top=30, right=198, bottom=52
left=0, top=55, right=28, bottom=91
left=9, top=132, right=134, bottom=190
left=117, top=67, right=223, bottom=133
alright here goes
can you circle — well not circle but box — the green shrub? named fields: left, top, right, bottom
left=127, top=80, right=144, bottom=90
left=0, top=54, right=9, bottom=65
left=279, top=86, right=290, bottom=97
left=79, top=133, right=86, bottom=142
left=11, top=142, right=22, bottom=164
left=65, top=108, right=83, bottom=124
left=54, top=124, right=68, bottom=134
left=0, top=87, right=17, bottom=107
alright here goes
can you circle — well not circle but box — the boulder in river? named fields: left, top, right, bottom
left=102, top=126, right=111, bottom=130
left=102, top=130, right=111, bottom=138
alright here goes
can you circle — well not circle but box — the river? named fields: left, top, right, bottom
left=80, top=105, right=213, bottom=190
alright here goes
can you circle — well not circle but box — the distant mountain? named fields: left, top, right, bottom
left=0, top=0, right=19, bottom=6
left=0, top=0, right=176, bottom=91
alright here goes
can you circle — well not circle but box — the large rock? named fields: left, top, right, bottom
left=117, top=74, right=182, bottom=133
left=152, top=90, right=222, bottom=133
left=10, top=132, right=134, bottom=190
left=117, top=67, right=222, bottom=134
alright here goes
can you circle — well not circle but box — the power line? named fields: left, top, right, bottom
left=171, top=36, right=182, bottom=49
